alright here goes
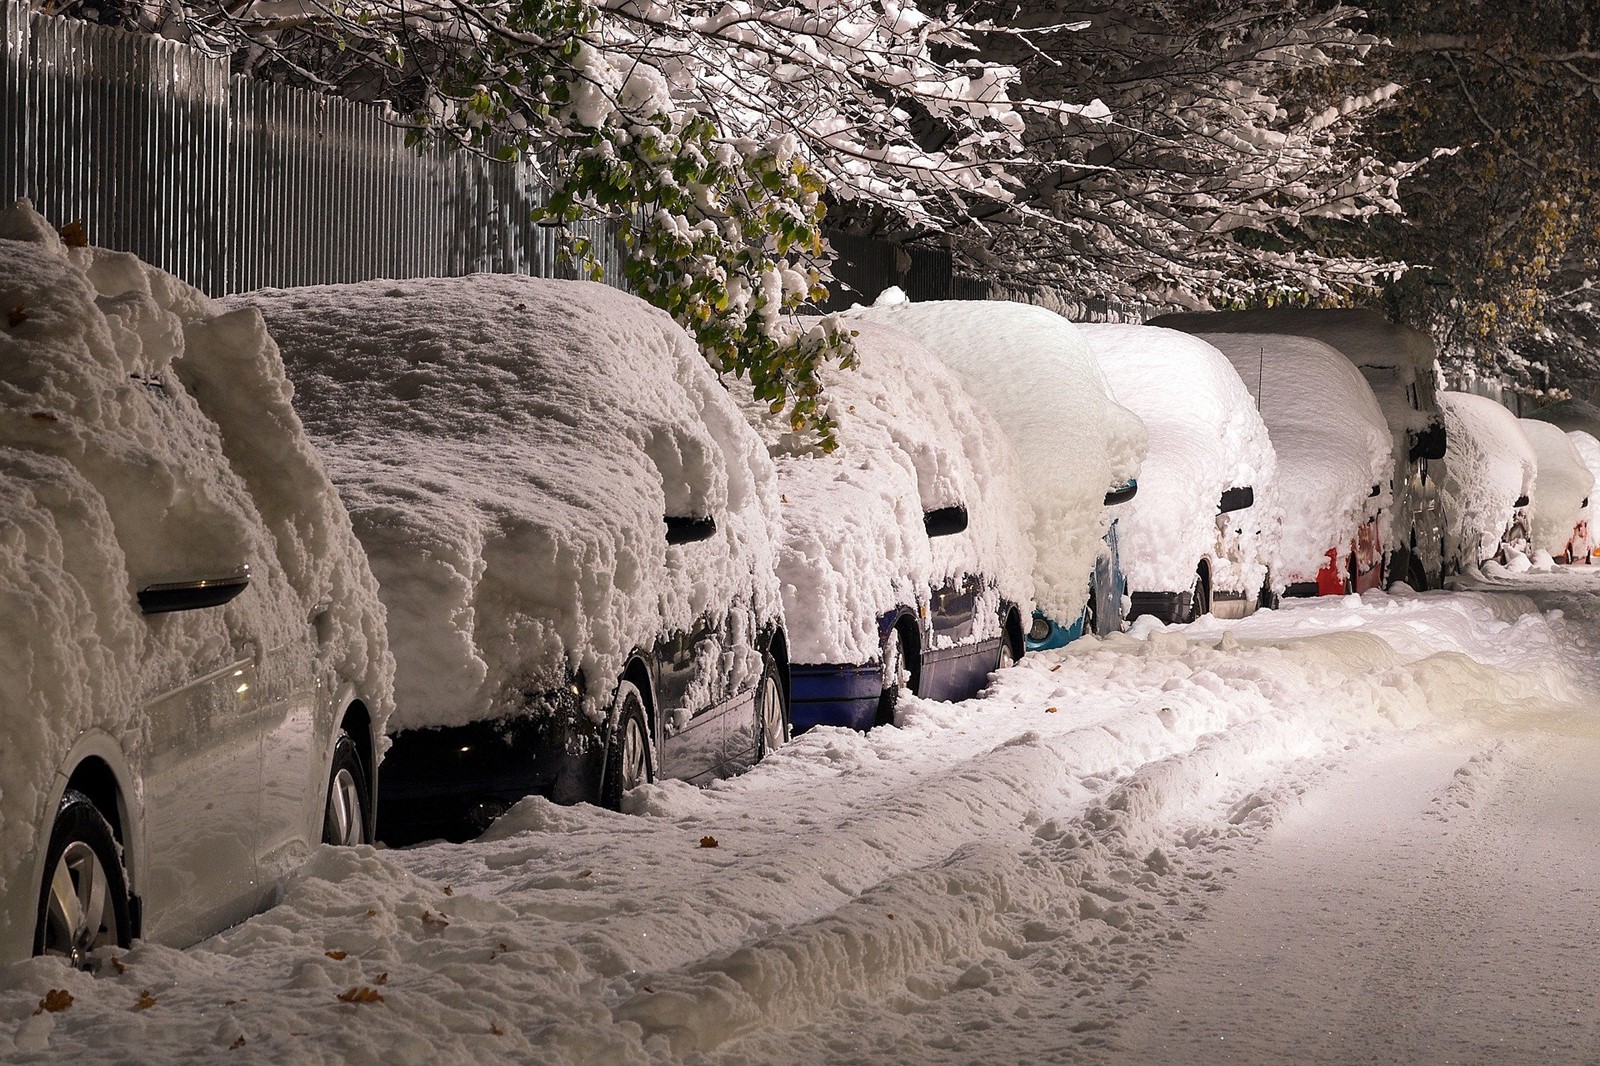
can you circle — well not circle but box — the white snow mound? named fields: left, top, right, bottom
left=1566, top=430, right=1600, bottom=559
left=232, top=276, right=782, bottom=732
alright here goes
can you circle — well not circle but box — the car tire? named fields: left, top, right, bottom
left=322, top=730, right=371, bottom=846
left=754, top=651, right=790, bottom=763
left=996, top=609, right=1022, bottom=669
left=34, top=790, right=132, bottom=969
left=874, top=625, right=911, bottom=728
left=599, top=681, right=654, bottom=810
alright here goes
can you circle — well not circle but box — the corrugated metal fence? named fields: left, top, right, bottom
left=0, top=0, right=623, bottom=296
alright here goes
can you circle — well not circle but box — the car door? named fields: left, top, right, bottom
left=253, top=607, right=325, bottom=893
left=654, top=615, right=725, bottom=785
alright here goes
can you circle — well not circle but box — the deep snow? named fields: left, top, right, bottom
left=5, top=566, right=1600, bottom=1063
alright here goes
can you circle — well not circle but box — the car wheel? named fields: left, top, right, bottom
left=34, top=790, right=131, bottom=969
left=322, top=730, right=371, bottom=846
left=754, top=652, right=790, bottom=763
left=599, top=681, right=654, bottom=810
left=874, top=625, right=911, bottom=727
left=996, top=610, right=1022, bottom=669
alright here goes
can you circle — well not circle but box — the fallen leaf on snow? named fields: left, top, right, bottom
left=1046, top=706, right=1059, bottom=714
left=337, top=987, right=384, bottom=1004
left=58, top=221, right=88, bottom=247
left=698, top=835, right=718, bottom=848
left=325, top=950, right=348, bottom=960
left=421, top=910, right=450, bottom=929
left=36, top=990, right=72, bottom=1014
left=491, top=1024, right=505, bottom=1036
left=133, top=990, right=157, bottom=1011
left=229, top=1036, right=247, bottom=1050
left=375, top=972, right=389, bottom=986
left=110, top=956, right=127, bottom=975
left=443, top=885, right=454, bottom=897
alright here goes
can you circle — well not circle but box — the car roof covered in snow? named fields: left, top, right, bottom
left=1078, top=324, right=1279, bottom=597
left=844, top=296, right=1147, bottom=626
left=733, top=318, right=1034, bottom=665
left=232, top=275, right=782, bottom=732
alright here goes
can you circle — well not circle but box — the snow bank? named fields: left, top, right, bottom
left=231, top=276, right=782, bottom=732
left=1519, top=418, right=1594, bottom=558
left=1438, top=392, right=1537, bottom=566
left=1188, top=333, right=1392, bottom=585
left=844, top=298, right=1147, bottom=625
left=0, top=200, right=392, bottom=898
left=1078, top=324, right=1278, bottom=597
left=733, top=319, right=1034, bottom=664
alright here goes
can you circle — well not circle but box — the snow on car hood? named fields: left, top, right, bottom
left=0, top=200, right=392, bottom=897
left=233, top=276, right=782, bottom=733
left=734, top=319, right=1035, bottom=664
left=1189, top=333, right=1392, bottom=585
left=1078, top=324, right=1279, bottom=597
left=1519, top=418, right=1594, bottom=557
left=1439, top=392, right=1537, bottom=565
left=844, top=299, right=1146, bottom=627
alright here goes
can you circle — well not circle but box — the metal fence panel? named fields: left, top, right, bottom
left=1, top=0, right=625, bottom=297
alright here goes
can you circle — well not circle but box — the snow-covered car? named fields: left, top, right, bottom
left=237, top=276, right=787, bottom=844
left=1079, top=324, right=1278, bottom=623
left=1184, top=332, right=1392, bottom=597
left=1437, top=392, right=1537, bottom=568
left=845, top=297, right=1146, bottom=650
left=1563, top=430, right=1600, bottom=563
left=1519, top=418, right=1595, bottom=563
left=734, top=319, right=1034, bottom=731
left=0, top=202, right=392, bottom=966
left=1526, top=401, right=1600, bottom=564
left=1152, top=309, right=1448, bottom=589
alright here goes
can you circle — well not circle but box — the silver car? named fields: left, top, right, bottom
left=0, top=204, right=392, bottom=967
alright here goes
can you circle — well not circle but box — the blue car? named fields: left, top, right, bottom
left=737, top=320, right=1036, bottom=733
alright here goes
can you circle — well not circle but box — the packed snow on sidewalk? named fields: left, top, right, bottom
left=1, top=575, right=1592, bottom=1063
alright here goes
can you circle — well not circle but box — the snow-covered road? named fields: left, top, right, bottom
left=4, top=569, right=1599, bottom=1064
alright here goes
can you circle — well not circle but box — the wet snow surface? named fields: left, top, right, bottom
left=8, top=570, right=1600, bottom=1063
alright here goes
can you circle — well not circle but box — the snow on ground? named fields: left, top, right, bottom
left=6, top=567, right=1600, bottom=1062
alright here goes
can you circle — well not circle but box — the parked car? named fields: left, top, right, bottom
left=1183, top=332, right=1392, bottom=598
left=732, top=319, right=1034, bottom=730
left=1519, top=418, right=1595, bottom=563
left=846, top=296, right=1147, bottom=650
left=1563, top=431, right=1600, bottom=563
left=1079, top=324, right=1278, bottom=623
left=1525, top=400, right=1600, bottom=564
left=1437, top=392, right=1537, bottom=568
left=1152, top=309, right=1448, bottom=589
left=237, top=276, right=789, bottom=845
left=0, top=201, right=392, bottom=967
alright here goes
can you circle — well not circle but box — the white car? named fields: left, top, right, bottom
left=1519, top=418, right=1595, bottom=562
left=1438, top=392, right=1537, bottom=568
left=846, top=297, right=1147, bottom=649
left=1079, top=324, right=1277, bottom=622
left=238, top=276, right=788, bottom=844
left=734, top=318, right=1034, bottom=730
left=1187, top=332, right=1392, bottom=597
left=0, top=201, right=392, bottom=966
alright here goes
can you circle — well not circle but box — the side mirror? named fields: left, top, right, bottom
left=1218, top=486, right=1254, bottom=514
left=924, top=506, right=969, bottom=538
left=138, top=566, right=251, bottom=615
left=1409, top=421, right=1447, bottom=462
left=1103, top=481, right=1138, bottom=507
left=665, top=515, right=717, bottom=545
left=1369, top=484, right=1382, bottom=498
left=1514, top=494, right=1530, bottom=508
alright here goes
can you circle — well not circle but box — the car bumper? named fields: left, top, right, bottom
left=1129, top=590, right=1191, bottom=624
left=790, top=662, right=882, bottom=732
